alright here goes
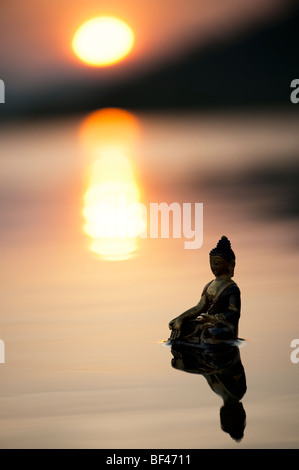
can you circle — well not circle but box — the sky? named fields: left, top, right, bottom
left=0, top=0, right=295, bottom=91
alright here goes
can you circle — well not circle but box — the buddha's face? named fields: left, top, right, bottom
left=210, top=255, right=231, bottom=277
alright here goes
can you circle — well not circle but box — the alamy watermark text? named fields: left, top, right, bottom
left=0, top=340, right=5, bottom=364
left=290, top=79, right=299, bottom=104
left=0, top=79, right=5, bottom=103
left=91, top=197, right=203, bottom=249
left=290, top=339, right=299, bottom=363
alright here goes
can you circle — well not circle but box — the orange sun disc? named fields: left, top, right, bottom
left=72, top=16, right=134, bottom=66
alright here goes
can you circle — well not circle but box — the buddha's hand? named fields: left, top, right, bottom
left=168, top=317, right=183, bottom=340
left=198, top=314, right=216, bottom=323
left=198, top=314, right=210, bottom=322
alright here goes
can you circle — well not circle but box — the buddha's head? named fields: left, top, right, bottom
left=209, top=236, right=236, bottom=278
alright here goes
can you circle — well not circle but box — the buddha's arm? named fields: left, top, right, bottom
left=215, top=291, right=241, bottom=323
left=169, top=293, right=208, bottom=333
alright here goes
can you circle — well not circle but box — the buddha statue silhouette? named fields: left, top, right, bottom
left=171, top=342, right=247, bottom=442
left=169, top=236, right=241, bottom=345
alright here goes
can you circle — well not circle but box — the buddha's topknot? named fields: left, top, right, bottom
left=209, top=236, right=235, bottom=262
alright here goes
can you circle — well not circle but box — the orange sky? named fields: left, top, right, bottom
left=0, top=0, right=294, bottom=89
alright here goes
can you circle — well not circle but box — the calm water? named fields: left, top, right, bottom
left=0, top=111, right=299, bottom=448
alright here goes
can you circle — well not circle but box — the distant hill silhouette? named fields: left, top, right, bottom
left=2, top=3, right=299, bottom=118
left=104, top=6, right=299, bottom=110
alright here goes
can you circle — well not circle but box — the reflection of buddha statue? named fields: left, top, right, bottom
left=169, top=236, right=241, bottom=345
left=171, top=343, right=247, bottom=442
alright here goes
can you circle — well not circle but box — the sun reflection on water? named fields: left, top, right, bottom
left=80, top=108, right=146, bottom=260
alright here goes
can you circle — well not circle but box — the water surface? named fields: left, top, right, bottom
left=0, top=111, right=299, bottom=448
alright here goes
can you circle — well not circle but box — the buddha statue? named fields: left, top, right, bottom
left=168, top=236, right=241, bottom=345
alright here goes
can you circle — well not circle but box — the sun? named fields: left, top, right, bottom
left=72, top=16, right=134, bottom=66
